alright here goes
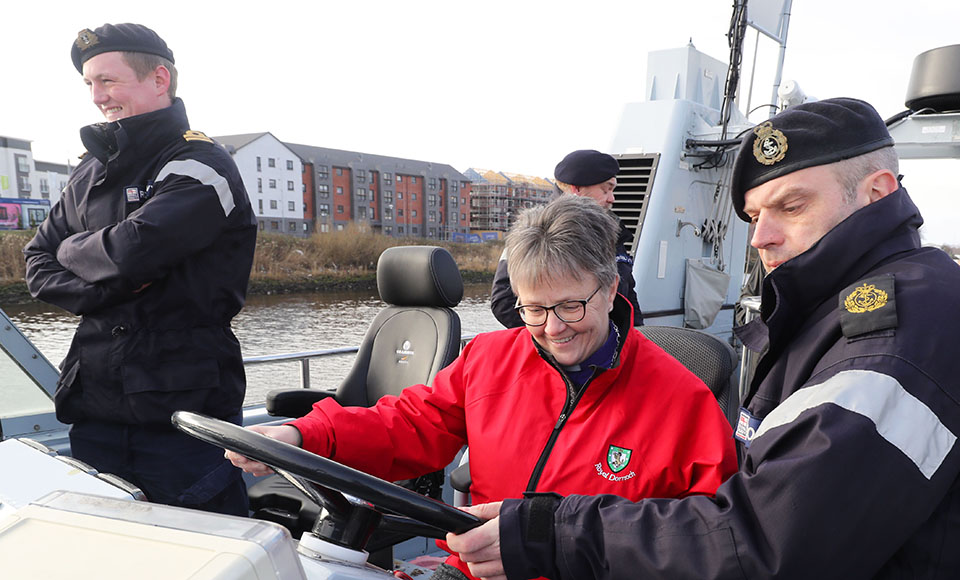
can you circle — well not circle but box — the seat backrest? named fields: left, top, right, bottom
left=638, top=325, right=739, bottom=427
left=334, top=246, right=463, bottom=407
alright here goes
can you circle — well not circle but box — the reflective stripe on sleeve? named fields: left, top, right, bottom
left=754, top=369, right=956, bottom=479
left=155, top=159, right=235, bottom=216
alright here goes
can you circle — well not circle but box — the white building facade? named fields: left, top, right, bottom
left=215, top=133, right=308, bottom=236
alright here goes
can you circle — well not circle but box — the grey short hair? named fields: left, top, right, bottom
left=122, top=51, right=178, bottom=100
left=832, top=146, right=900, bottom=203
left=506, top=194, right=619, bottom=293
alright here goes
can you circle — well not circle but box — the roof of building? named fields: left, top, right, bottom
left=213, top=132, right=275, bottom=153
left=34, top=161, right=70, bottom=173
left=464, top=168, right=552, bottom=189
left=285, top=142, right=469, bottom=180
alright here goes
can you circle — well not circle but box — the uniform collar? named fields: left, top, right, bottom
left=79, top=98, right=190, bottom=164
left=758, top=186, right=922, bottom=349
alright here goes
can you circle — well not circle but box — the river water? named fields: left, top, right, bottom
left=2, top=283, right=503, bottom=407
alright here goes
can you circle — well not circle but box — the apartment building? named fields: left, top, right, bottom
left=0, top=136, right=70, bottom=206
left=463, top=168, right=554, bottom=235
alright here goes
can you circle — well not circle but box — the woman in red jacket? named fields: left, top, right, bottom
left=227, top=194, right=737, bottom=580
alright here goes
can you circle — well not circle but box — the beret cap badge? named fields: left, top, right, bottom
left=752, top=121, right=788, bottom=166
left=75, top=29, right=100, bottom=51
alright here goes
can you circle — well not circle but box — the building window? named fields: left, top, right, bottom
left=398, top=209, right=404, bottom=217
left=318, top=184, right=329, bottom=197
left=411, top=209, right=418, bottom=218
left=40, top=178, right=49, bottom=194
left=358, top=206, right=367, bottom=219
left=258, top=221, right=265, bottom=231
left=321, top=223, right=330, bottom=233
left=449, top=195, right=457, bottom=206
left=412, top=226, right=418, bottom=234
left=461, top=213, right=466, bottom=221
left=318, top=165, right=329, bottom=179
left=384, top=191, right=393, bottom=202
left=268, top=158, right=276, bottom=168
left=384, top=208, right=393, bottom=219
left=384, top=173, right=392, bottom=184
left=411, top=177, right=417, bottom=184
left=370, top=191, right=376, bottom=203
left=18, top=176, right=30, bottom=192
left=357, top=170, right=366, bottom=183
left=411, top=193, right=417, bottom=201
left=357, top=188, right=366, bottom=201
left=336, top=186, right=343, bottom=195
left=270, top=200, right=278, bottom=210
left=429, top=211, right=436, bottom=222
left=256, top=157, right=262, bottom=172
left=336, top=168, right=343, bottom=176
left=398, top=226, right=405, bottom=234
left=336, top=224, right=344, bottom=231
left=257, top=178, right=263, bottom=193
left=303, top=222, right=308, bottom=232
left=337, top=205, right=344, bottom=214
left=384, top=226, right=393, bottom=236
left=287, top=180, right=294, bottom=191
left=428, top=194, right=436, bottom=204
left=429, top=178, right=436, bottom=189
left=397, top=192, right=403, bottom=201
left=397, top=175, right=403, bottom=183
left=452, top=181, right=458, bottom=192
left=320, top=204, right=330, bottom=215
left=288, top=201, right=295, bottom=211
left=461, top=197, right=467, bottom=205
left=269, top=179, right=277, bottom=189
left=258, top=199, right=263, bottom=213
left=286, top=160, right=294, bottom=170
left=288, top=222, right=296, bottom=232
left=271, top=221, right=279, bottom=230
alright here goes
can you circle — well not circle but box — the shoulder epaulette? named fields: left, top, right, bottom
left=839, top=273, right=897, bottom=338
left=183, top=130, right=213, bottom=144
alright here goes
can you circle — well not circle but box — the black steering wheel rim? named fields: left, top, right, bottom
left=172, top=411, right=481, bottom=534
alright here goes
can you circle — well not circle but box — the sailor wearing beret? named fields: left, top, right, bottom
left=25, top=23, right=257, bottom=517
left=449, top=97, right=960, bottom=579
left=490, top=149, right=643, bottom=328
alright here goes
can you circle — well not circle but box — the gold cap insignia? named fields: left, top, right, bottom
left=183, top=130, right=213, bottom=143
left=752, top=121, right=788, bottom=166
left=844, top=283, right=888, bottom=313
left=75, top=29, right=99, bottom=51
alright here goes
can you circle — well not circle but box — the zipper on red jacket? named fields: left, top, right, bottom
left=524, top=369, right=598, bottom=493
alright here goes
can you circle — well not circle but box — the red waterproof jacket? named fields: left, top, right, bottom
left=291, top=298, right=737, bottom=577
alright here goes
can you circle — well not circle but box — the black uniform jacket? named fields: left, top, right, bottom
left=499, top=187, right=960, bottom=579
left=490, top=218, right=643, bottom=327
left=24, top=99, right=257, bottom=427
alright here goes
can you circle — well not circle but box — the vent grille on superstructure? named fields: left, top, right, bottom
left=612, top=153, right=660, bottom=256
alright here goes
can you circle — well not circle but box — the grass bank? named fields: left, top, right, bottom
left=0, top=226, right=502, bottom=304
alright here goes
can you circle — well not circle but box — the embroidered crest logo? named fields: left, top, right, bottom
left=606, top=445, right=632, bottom=473
left=75, top=29, right=99, bottom=51
left=752, top=121, right=788, bottom=165
left=844, top=283, right=888, bottom=313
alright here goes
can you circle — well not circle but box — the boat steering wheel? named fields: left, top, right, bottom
left=172, top=411, right=481, bottom=538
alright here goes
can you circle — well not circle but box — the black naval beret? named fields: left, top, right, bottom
left=554, top=149, right=620, bottom=186
left=730, top=97, right=895, bottom=221
left=71, top=23, right=174, bottom=74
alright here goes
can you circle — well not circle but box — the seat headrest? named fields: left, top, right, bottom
left=377, top=246, right=464, bottom=308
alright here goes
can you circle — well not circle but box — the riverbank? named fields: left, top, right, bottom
left=0, top=227, right=500, bottom=305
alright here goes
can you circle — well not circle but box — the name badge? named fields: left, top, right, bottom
left=734, top=407, right=762, bottom=448
left=125, top=186, right=141, bottom=203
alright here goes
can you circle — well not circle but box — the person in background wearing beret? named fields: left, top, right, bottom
left=23, top=23, right=257, bottom=516
left=446, top=98, right=960, bottom=579
left=490, top=149, right=644, bottom=328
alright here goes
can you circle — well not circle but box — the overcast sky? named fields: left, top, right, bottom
left=5, top=0, right=959, bottom=245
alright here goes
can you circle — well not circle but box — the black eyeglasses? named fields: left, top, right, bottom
left=514, top=285, right=602, bottom=327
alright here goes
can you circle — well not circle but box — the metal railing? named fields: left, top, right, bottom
left=242, top=333, right=479, bottom=390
